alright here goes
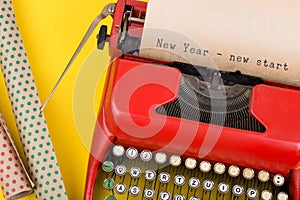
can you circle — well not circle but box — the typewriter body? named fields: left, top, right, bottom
left=84, top=0, right=300, bottom=199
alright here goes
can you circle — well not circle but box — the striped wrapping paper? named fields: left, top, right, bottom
left=0, top=0, right=68, bottom=199
left=0, top=111, right=33, bottom=200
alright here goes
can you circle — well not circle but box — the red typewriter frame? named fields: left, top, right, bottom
left=84, top=0, right=300, bottom=199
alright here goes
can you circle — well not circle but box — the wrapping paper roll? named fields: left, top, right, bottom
left=0, top=1, right=68, bottom=199
left=0, top=112, right=33, bottom=200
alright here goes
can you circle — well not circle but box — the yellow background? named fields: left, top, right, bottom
left=0, top=0, right=113, bottom=199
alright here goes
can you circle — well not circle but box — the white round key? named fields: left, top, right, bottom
left=126, top=147, right=138, bottom=159
left=247, top=188, right=258, bottom=199
left=140, top=150, right=152, bottom=162
left=232, top=185, right=244, bottom=196
left=174, top=194, right=185, bottom=200
left=185, top=158, right=197, bottom=170
left=170, top=155, right=181, bottom=167
left=214, top=163, right=226, bottom=175
left=115, top=165, right=127, bottom=176
left=189, top=197, right=200, bottom=200
left=174, top=175, right=185, bottom=186
left=261, top=190, right=272, bottom=200
left=188, top=177, right=200, bottom=189
left=203, top=180, right=214, bottom=191
left=155, top=152, right=167, bottom=164
left=258, top=170, right=270, bottom=182
left=218, top=182, right=229, bottom=194
left=112, top=145, right=125, bottom=157
left=145, top=170, right=156, bottom=181
left=159, top=172, right=170, bottom=183
left=129, top=185, right=140, bottom=196
left=159, top=191, right=170, bottom=200
left=243, top=168, right=255, bottom=180
left=228, top=165, right=240, bottom=177
left=130, top=167, right=141, bottom=178
left=199, top=161, right=211, bottom=173
left=273, top=174, right=285, bottom=186
left=144, top=188, right=155, bottom=199
left=115, top=183, right=126, bottom=194
left=277, top=192, right=288, bottom=200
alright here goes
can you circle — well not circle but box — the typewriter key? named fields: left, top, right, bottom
left=188, top=177, right=200, bottom=189
left=169, top=155, right=181, bottom=167
left=228, top=165, right=240, bottom=177
left=243, top=168, right=255, bottom=180
left=199, top=161, right=211, bottom=173
left=277, top=192, right=288, bottom=200
left=130, top=167, right=141, bottom=178
left=140, top=150, right=152, bottom=162
left=218, top=182, right=229, bottom=194
left=273, top=174, right=285, bottom=186
left=159, top=191, right=170, bottom=200
left=185, top=158, right=197, bottom=170
left=246, top=188, right=258, bottom=199
left=129, top=185, right=140, bottom=196
left=214, top=163, right=226, bottom=175
left=174, top=175, right=185, bottom=186
left=232, top=185, right=244, bottom=196
left=159, top=172, right=171, bottom=183
left=145, top=170, right=156, bottom=181
left=189, top=197, right=200, bottom=200
left=104, top=195, right=117, bottom=200
left=261, top=190, right=272, bottom=200
left=203, top=180, right=214, bottom=191
left=144, top=188, right=155, bottom=199
left=115, top=165, right=126, bottom=176
left=126, top=147, right=138, bottom=159
left=112, top=145, right=125, bottom=157
left=103, top=178, right=115, bottom=190
left=115, top=183, right=126, bottom=194
left=102, top=161, right=114, bottom=173
left=258, top=170, right=270, bottom=182
left=174, top=194, right=185, bottom=200
left=155, top=152, right=167, bottom=164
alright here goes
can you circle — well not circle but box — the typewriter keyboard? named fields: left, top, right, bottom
left=93, top=146, right=289, bottom=200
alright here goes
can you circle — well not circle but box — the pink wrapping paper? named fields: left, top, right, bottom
left=0, top=112, right=33, bottom=200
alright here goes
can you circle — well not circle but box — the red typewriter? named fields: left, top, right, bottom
left=84, top=1, right=300, bottom=199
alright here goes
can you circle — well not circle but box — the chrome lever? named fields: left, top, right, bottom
left=40, top=3, right=115, bottom=112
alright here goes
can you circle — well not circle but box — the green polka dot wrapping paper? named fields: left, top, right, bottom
left=0, top=1, right=68, bottom=199
left=0, top=112, right=34, bottom=200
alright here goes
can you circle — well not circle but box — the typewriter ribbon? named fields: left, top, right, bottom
left=0, top=0, right=68, bottom=199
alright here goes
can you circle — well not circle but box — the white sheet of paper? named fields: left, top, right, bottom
left=140, top=0, right=300, bottom=86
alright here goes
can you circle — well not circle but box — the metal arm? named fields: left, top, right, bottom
left=40, top=3, right=115, bottom=112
